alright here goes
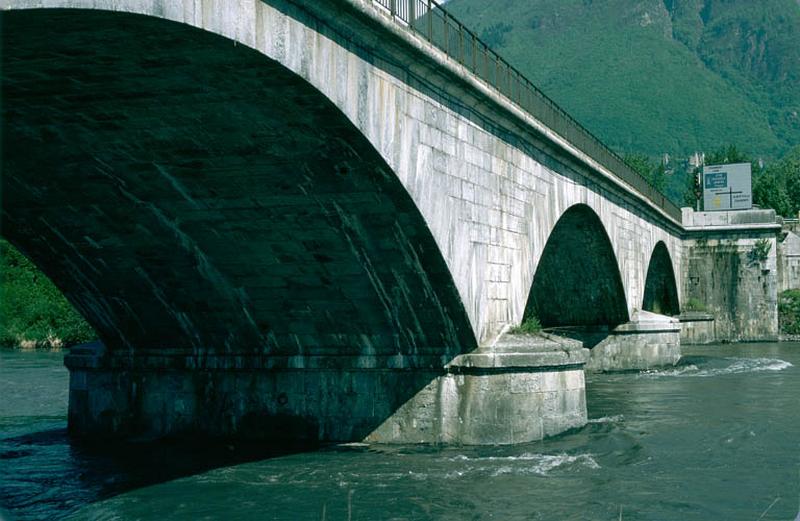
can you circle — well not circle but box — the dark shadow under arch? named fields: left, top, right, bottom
left=524, top=204, right=628, bottom=328
left=642, top=241, right=680, bottom=316
left=0, top=9, right=476, bottom=359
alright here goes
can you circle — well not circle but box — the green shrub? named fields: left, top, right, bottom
left=779, top=289, right=800, bottom=335
left=0, top=238, right=96, bottom=348
left=511, top=316, right=542, bottom=334
left=749, top=238, right=772, bottom=264
left=683, top=297, right=708, bottom=312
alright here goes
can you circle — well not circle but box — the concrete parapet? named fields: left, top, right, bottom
left=682, top=208, right=780, bottom=229
left=65, top=337, right=590, bottom=445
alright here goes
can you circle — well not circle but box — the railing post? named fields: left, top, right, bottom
left=444, top=14, right=449, bottom=55
left=458, top=24, right=464, bottom=63
left=484, top=45, right=489, bottom=81
left=409, top=0, right=415, bottom=24
left=390, top=0, right=395, bottom=17
left=472, top=34, right=477, bottom=72
left=428, top=0, right=433, bottom=40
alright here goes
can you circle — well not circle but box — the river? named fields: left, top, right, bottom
left=1, top=343, right=799, bottom=520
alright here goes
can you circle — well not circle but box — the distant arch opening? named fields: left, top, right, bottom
left=523, top=204, right=628, bottom=328
left=642, top=241, right=680, bottom=316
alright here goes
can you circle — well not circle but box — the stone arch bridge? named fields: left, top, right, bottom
left=2, top=0, right=685, bottom=444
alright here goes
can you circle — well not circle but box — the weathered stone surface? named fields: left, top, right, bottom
left=67, top=339, right=588, bottom=444
left=679, top=312, right=716, bottom=345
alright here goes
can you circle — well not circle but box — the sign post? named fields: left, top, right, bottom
left=702, top=163, right=752, bottom=211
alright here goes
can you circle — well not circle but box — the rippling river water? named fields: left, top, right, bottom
left=1, top=343, right=799, bottom=520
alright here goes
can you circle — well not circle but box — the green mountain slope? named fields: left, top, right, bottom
left=445, top=0, right=800, bottom=158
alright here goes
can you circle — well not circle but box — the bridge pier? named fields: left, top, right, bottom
left=549, top=311, right=682, bottom=372
left=65, top=339, right=589, bottom=444
left=584, top=311, right=682, bottom=372
left=368, top=335, right=589, bottom=444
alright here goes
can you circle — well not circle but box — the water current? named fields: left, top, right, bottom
left=1, top=343, right=798, bottom=520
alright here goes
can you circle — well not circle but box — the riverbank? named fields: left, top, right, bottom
left=0, top=238, right=95, bottom=350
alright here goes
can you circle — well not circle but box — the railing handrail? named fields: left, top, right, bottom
left=370, top=0, right=682, bottom=222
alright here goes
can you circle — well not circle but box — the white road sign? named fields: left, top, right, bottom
left=703, top=162, right=752, bottom=211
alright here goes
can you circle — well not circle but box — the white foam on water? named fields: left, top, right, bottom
left=444, top=452, right=600, bottom=478
left=639, top=364, right=699, bottom=377
left=701, top=358, right=793, bottom=376
left=406, top=470, right=429, bottom=481
left=587, top=415, right=624, bottom=424
left=489, top=454, right=600, bottom=477
left=639, top=358, right=792, bottom=378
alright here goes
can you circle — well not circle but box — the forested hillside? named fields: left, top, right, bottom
left=446, top=0, right=800, bottom=159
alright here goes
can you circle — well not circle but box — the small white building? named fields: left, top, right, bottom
left=779, top=230, right=800, bottom=291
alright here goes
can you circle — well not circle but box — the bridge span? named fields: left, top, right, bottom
left=0, top=0, right=733, bottom=444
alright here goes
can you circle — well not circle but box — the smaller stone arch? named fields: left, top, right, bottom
left=642, top=241, right=680, bottom=316
left=524, top=204, right=629, bottom=328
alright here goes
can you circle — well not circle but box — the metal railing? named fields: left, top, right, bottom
left=371, top=0, right=681, bottom=221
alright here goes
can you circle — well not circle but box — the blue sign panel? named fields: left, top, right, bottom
left=704, top=172, right=727, bottom=189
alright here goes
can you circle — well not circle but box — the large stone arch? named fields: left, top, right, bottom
left=0, top=0, right=690, bottom=443
left=642, top=241, right=680, bottom=316
left=1, top=9, right=476, bottom=361
left=523, top=204, right=629, bottom=328
left=1, top=0, right=689, bottom=346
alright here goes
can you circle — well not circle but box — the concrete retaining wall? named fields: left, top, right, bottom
left=682, top=209, right=780, bottom=342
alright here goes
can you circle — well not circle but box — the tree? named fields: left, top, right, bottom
left=753, top=171, right=791, bottom=216
left=624, top=153, right=667, bottom=193
left=683, top=166, right=701, bottom=209
left=769, top=145, right=800, bottom=217
left=704, top=144, right=752, bottom=166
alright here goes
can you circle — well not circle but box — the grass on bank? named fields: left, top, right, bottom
left=0, top=238, right=96, bottom=349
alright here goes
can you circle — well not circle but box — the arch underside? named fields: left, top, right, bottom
left=1, top=9, right=475, bottom=359
left=524, top=204, right=629, bottom=328
left=642, top=242, right=680, bottom=316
